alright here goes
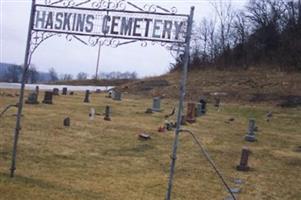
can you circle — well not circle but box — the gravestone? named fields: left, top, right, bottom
left=195, top=103, right=203, bottom=117
left=104, top=106, right=111, bottom=121
left=139, top=133, right=151, bottom=140
left=69, top=91, right=74, bottom=95
left=63, top=117, right=70, bottom=127
left=35, top=86, right=39, bottom=97
left=186, top=102, right=196, bottom=123
left=84, top=90, right=90, bottom=103
left=199, top=98, right=207, bottom=114
left=152, top=97, right=161, bottom=112
left=62, top=87, right=68, bottom=95
left=245, top=119, right=257, bottom=142
left=95, top=89, right=101, bottom=93
left=42, top=91, right=53, bottom=104
left=145, top=108, right=153, bottom=114
left=25, top=92, right=39, bottom=104
left=53, top=88, right=59, bottom=95
left=112, top=91, right=122, bottom=101
left=236, top=147, right=251, bottom=171
left=89, top=108, right=95, bottom=120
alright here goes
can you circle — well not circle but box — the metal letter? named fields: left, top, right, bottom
left=111, top=16, right=120, bottom=35
left=152, top=19, right=162, bottom=38
left=120, top=17, right=133, bottom=36
left=133, top=18, right=142, bottom=37
left=162, top=20, right=173, bottom=39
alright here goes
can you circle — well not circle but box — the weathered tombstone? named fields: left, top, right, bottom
left=186, top=102, right=196, bottom=123
left=236, top=147, right=251, bottom=171
left=84, top=90, right=90, bottom=103
left=152, top=97, right=161, bottom=112
left=63, top=117, right=70, bottom=127
left=89, top=108, right=95, bottom=120
left=245, top=119, right=257, bottom=142
left=195, top=103, right=203, bottom=117
left=42, top=91, right=53, bottom=104
left=104, top=106, right=111, bottom=121
left=62, top=87, right=68, bottom=95
left=69, top=91, right=74, bottom=95
left=112, top=91, right=122, bottom=101
left=199, top=98, right=207, bottom=114
left=214, top=97, right=221, bottom=110
left=95, top=89, right=101, bottom=94
left=53, top=88, right=59, bottom=95
left=25, top=92, right=39, bottom=104
left=35, top=86, right=39, bottom=97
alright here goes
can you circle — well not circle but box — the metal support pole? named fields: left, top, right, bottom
left=10, top=0, right=36, bottom=178
left=165, top=6, right=194, bottom=200
left=95, top=41, right=101, bottom=80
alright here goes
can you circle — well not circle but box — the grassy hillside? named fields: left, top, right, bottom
left=120, top=68, right=301, bottom=105
left=0, top=89, right=300, bottom=199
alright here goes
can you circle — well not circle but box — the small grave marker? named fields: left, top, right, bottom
left=186, top=102, right=196, bottom=123
left=35, top=86, right=39, bottom=97
left=199, top=98, right=207, bottom=114
left=195, top=103, right=203, bottom=117
left=84, top=90, right=90, bottom=103
left=42, top=91, right=53, bottom=104
left=104, top=106, right=111, bottom=121
left=152, top=97, right=161, bottom=112
left=214, top=97, right=221, bottom=111
left=63, top=117, right=70, bottom=127
left=139, top=133, right=151, bottom=140
left=62, top=87, right=68, bottom=95
left=53, top=88, right=59, bottom=95
left=89, top=108, right=95, bottom=120
left=25, top=92, right=39, bottom=104
left=245, top=119, right=257, bottom=142
left=236, top=147, right=251, bottom=171
left=145, top=108, right=153, bottom=114
left=112, top=91, right=122, bottom=101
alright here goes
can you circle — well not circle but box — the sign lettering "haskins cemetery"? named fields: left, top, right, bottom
left=34, top=5, right=189, bottom=43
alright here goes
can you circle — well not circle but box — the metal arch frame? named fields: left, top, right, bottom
left=11, top=1, right=194, bottom=200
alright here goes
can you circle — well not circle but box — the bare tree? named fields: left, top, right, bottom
left=48, top=67, right=58, bottom=81
left=77, top=72, right=88, bottom=80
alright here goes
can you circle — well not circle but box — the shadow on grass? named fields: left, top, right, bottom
left=0, top=172, right=104, bottom=199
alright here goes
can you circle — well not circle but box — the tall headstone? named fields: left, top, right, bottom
left=186, top=102, right=196, bottom=123
left=25, top=92, right=39, bottom=104
left=152, top=97, right=161, bottom=112
left=62, top=87, right=68, bottom=95
left=112, top=91, right=122, bottom=101
left=53, top=88, right=59, bottom=95
left=199, top=98, right=207, bottom=114
left=84, top=90, right=90, bottom=103
left=35, top=86, right=39, bottom=97
left=245, top=119, right=257, bottom=142
left=236, top=147, right=251, bottom=171
left=104, top=106, right=111, bottom=121
left=195, top=103, right=203, bottom=117
left=42, top=91, right=53, bottom=104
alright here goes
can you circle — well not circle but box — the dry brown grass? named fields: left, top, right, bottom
left=0, top=89, right=300, bottom=200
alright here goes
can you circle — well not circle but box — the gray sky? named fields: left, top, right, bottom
left=0, top=0, right=247, bottom=78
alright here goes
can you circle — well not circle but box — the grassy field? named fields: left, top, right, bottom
left=0, top=89, right=300, bottom=200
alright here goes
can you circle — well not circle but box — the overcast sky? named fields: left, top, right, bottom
left=0, top=0, right=247, bottom=78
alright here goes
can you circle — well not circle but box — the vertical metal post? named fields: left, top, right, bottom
left=165, top=6, right=194, bottom=200
left=10, top=0, right=36, bottom=178
left=95, top=42, right=101, bottom=80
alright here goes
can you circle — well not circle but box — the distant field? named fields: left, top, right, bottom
left=0, top=89, right=300, bottom=200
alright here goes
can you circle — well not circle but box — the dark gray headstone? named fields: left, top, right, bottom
left=236, top=147, right=250, bottom=171
left=196, top=103, right=203, bottom=117
left=199, top=99, right=207, bottom=114
left=84, top=90, right=90, bottom=103
left=42, top=91, right=53, bottom=104
left=62, top=87, right=68, bottom=95
left=35, top=86, right=39, bottom=97
left=112, top=91, right=122, bottom=101
left=64, top=117, right=70, bottom=127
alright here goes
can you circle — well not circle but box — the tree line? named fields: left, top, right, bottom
left=173, top=0, right=301, bottom=71
left=0, top=64, right=137, bottom=83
